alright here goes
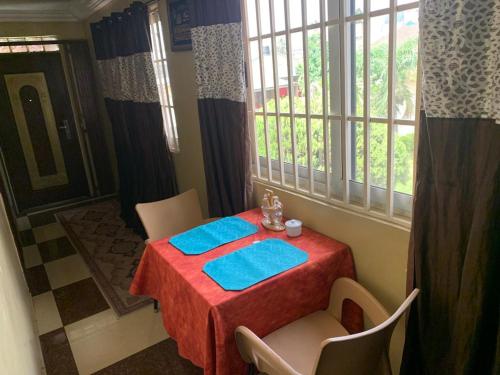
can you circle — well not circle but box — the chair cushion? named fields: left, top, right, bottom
left=262, top=310, right=349, bottom=375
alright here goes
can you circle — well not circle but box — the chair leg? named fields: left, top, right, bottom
left=153, top=299, right=159, bottom=313
left=248, top=363, right=257, bottom=375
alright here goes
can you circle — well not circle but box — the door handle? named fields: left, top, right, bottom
left=59, top=120, right=73, bottom=141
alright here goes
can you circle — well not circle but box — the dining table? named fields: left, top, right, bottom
left=130, top=208, right=363, bottom=375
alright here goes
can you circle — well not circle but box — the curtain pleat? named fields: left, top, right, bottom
left=402, top=115, right=500, bottom=374
left=197, top=99, right=249, bottom=216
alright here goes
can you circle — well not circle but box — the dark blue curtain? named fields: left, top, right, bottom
left=191, top=0, right=251, bottom=217
left=91, top=2, right=178, bottom=235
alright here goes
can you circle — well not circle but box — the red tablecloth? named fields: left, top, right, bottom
left=130, top=209, right=362, bottom=375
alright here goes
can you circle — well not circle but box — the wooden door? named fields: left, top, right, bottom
left=0, top=52, right=89, bottom=212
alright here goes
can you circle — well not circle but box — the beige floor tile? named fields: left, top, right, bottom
left=32, top=223, right=66, bottom=243
left=44, top=254, right=91, bottom=290
left=16, top=216, right=31, bottom=231
left=22, top=245, right=43, bottom=268
left=33, top=222, right=66, bottom=243
left=33, top=292, right=63, bottom=335
left=66, top=306, right=169, bottom=375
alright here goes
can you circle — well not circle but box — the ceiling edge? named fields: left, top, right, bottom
left=0, top=10, right=79, bottom=23
left=0, top=0, right=119, bottom=22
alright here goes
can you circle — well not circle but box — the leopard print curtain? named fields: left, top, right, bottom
left=190, top=0, right=252, bottom=217
left=420, top=0, right=500, bottom=122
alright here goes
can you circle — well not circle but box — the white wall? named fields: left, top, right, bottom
left=0, top=194, right=43, bottom=374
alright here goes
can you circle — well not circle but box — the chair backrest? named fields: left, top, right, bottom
left=135, top=189, right=204, bottom=241
left=235, top=326, right=301, bottom=375
left=329, top=277, right=390, bottom=327
left=312, top=289, right=419, bottom=375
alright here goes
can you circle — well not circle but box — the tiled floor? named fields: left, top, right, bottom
left=17, top=206, right=201, bottom=375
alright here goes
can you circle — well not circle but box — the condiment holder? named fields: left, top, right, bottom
left=261, top=189, right=285, bottom=231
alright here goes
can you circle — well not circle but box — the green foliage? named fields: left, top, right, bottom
left=255, top=33, right=418, bottom=195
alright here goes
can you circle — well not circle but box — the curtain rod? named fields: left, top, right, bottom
left=0, top=1, right=159, bottom=48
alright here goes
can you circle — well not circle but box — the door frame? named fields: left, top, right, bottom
left=60, top=45, right=97, bottom=197
left=0, top=40, right=100, bottom=216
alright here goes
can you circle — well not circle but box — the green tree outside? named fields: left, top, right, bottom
left=255, top=32, right=417, bottom=195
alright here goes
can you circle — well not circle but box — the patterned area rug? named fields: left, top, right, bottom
left=57, top=200, right=151, bottom=316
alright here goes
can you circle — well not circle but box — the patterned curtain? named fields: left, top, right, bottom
left=401, top=1, right=500, bottom=374
left=191, top=0, right=252, bottom=217
left=91, top=2, right=178, bottom=235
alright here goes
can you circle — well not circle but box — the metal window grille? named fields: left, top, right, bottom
left=243, top=0, right=420, bottom=226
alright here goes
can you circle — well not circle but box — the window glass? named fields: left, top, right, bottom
left=394, top=125, right=414, bottom=195
left=326, top=25, right=341, bottom=115
left=247, top=0, right=258, bottom=37
left=259, top=0, right=271, bottom=35
left=370, top=122, right=388, bottom=190
left=349, top=121, right=364, bottom=184
left=348, top=20, right=364, bottom=117
left=291, top=32, right=305, bottom=113
left=370, top=15, right=390, bottom=118
left=308, top=29, right=323, bottom=115
left=371, top=0, right=390, bottom=11
left=250, top=40, right=264, bottom=111
left=307, top=0, right=321, bottom=25
left=395, top=8, right=419, bottom=120
left=289, top=0, right=303, bottom=29
left=325, top=0, right=340, bottom=21
left=275, top=35, right=290, bottom=113
left=274, top=0, right=286, bottom=32
left=346, top=0, right=363, bottom=16
left=262, top=38, right=275, bottom=106
left=149, top=5, right=179, bottom=152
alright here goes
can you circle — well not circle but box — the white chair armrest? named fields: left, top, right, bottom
left=328, top=277, right=390, bottom=326
left=235, top=326, right=300, bottom=375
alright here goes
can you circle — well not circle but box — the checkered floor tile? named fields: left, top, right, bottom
left=16, top=206, right=201, bottom=375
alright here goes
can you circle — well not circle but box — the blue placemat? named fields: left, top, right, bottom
left=169, top=217, right=258, bottom=255
left=203, top=238, right=309, bottom=291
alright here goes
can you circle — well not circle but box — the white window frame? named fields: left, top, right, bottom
left=148, top=2, right=180, bottom=153
left=243, top=0, right=421, bottom=228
